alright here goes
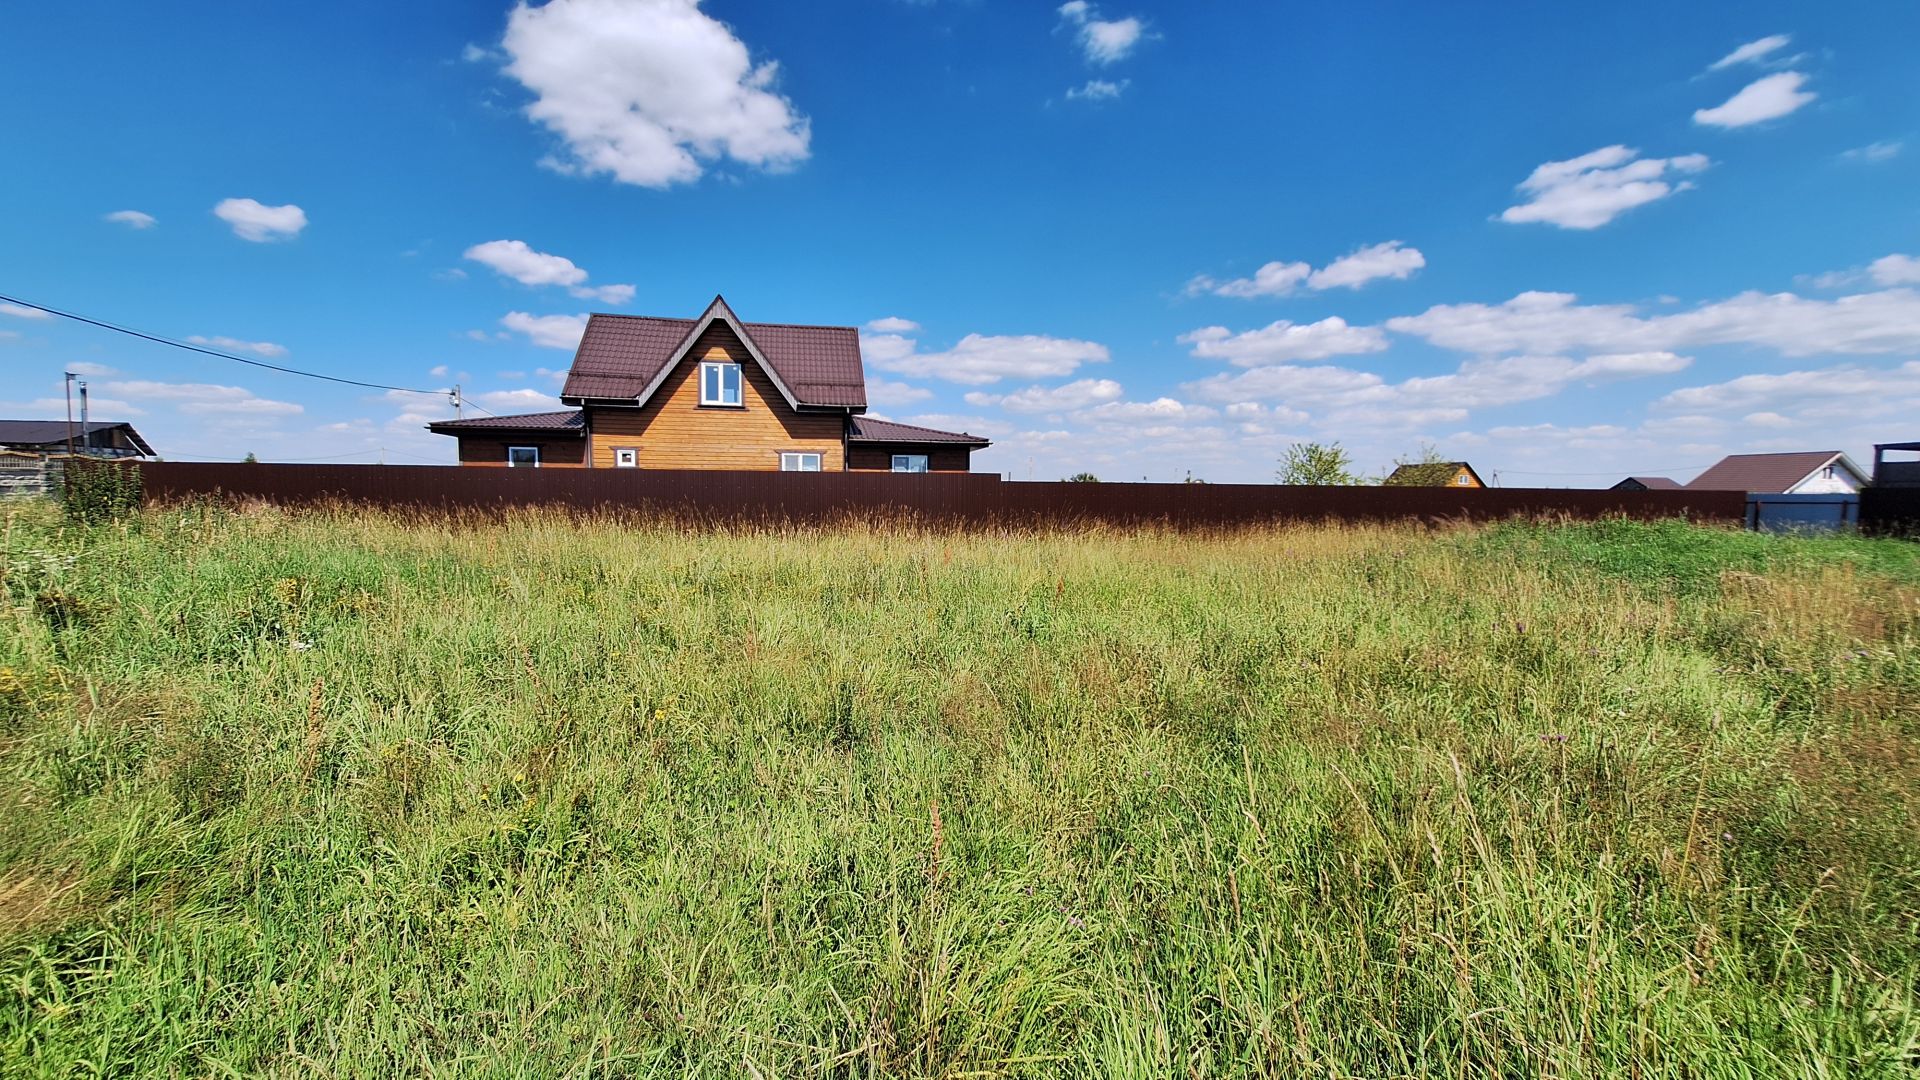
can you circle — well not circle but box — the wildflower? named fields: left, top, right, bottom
left=1066, top=914, right=1085, bottom=930
left=290, top=640, right=313, bottom=652
left=1515, top=622, right=1526, bottom=634
left=1721, top=832, right=1733, bottom=842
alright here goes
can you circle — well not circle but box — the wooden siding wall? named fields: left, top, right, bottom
left=456, top=436, right=587, bottom=468
left=846, top=443, right=975, bottom=472
left=587, top=323, right=846, bottom=470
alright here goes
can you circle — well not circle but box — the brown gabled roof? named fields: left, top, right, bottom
left=849, top=416, right=990, bottom=446
left=561, top=296, right=866, bottom=409
left=1686, top=451, right=1857, bottom=493
left=1615, top=476, right=1681, bottom=490
left=427, top=410, right=585, bottom=436
left=1385, top=461, right=1483, bottom=486
left=0, top=419, right=154, bottom=456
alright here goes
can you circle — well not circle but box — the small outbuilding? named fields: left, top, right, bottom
left=0, top=419, right=154, bottom=458
left=1871, top=441, right=1920, bottom=488
left=1611, top=476, right=1681, bottom=491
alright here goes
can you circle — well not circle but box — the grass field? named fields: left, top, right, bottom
left=2, top=501, right=1917, bottom=1077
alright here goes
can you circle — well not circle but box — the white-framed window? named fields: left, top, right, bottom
left=700, top=361, right=742, bottom=406
left=507, top=445, right=540, bottom=468
left=614, top=447, right=639, bottom=468
left=780, top=452, right=822, bottom=472
left=891, top=454, right=929, bottom=473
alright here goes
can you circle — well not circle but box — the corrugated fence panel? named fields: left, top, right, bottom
left=1861, top=488, right=1920, bottom=538
left=131, top=462, right=1749, bottom=528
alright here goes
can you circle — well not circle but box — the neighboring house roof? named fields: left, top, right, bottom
left=1686, top=451, right=1864, bottom=493
left=561, top=295, right=866, bottom=409
left=1614, top=476, right=1681, bottom=490
left=849, top=416, right=991, bottom=446
left=427, top=410, right=586, bottom=437
left=0, top=419, right=154, bottom=455
left=1386, top=461, right=1483, bottom=486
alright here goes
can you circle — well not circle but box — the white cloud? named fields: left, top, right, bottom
left=1188, top=242, right=1425, bottom=298
left=0, top=302, right=50, bottom=320
left=1499, top=146, right=1709, bottom=229
left=1694, top=72, right=1815, bottom=128
left=1706, top=34, right=1791, bottom=72
left=965, top=378, right=1124, bottom=414
left=1657, top=360, right=1920, bottom=415
left=866, top=316, right=920, bottom=334
left=1180, top=316, right=1389, bottom=365
left=98, top=380, right=302, bottom=416
left=1869, top=254, right=1920, bottom=286
left=472, top=388, right=565, bottom=411
left=463, top=239, right=635, bottom=304
left=865, top=378, right=934, bottom=407
left=466, top=239, right=588, bottom=288
left=1066, top=79, right=1127, bottom=101
left=1307, top=241, right=1427, bottom=291
left=1077, top=397, right=1216, bottom=424
left=1057, top=1, right=1145, bottom=65
left=461, top=43, right=491, bottom=63
left=186, top=334, right=288, bottom=358
left=1840, top=140, right=1902, bottom=163
left=1386, top=286, right=1920, bottom=358
left=500, top=0, right=811, bottom=188
left=1743, top=411, right=1795, bottom=428
left=500, top=311, right=590, bottom=349
left=213, top=198, right=307, bottom=242
left=1188, top=261, right=1310, bottom=299
left=429, top=364, right=450, bottom=378
left=103, top=210, right=156, bottom=229
left=66, top=362, right=117, bottom=377
left=901, top=413, right=1013, bottom=438
left=867, top=330, right=1110, bottom=385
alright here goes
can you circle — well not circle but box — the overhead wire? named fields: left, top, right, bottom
left=0, top=291, right=453, bottom=398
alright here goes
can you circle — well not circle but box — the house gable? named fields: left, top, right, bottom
left=586, top=319, right=845, bottom=470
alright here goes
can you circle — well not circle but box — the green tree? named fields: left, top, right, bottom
left=1276, top=442, right=1358, bottom=485
left=242, top=452, right=258, bottom=464
left=1065, top=472, right=1100, bottom=483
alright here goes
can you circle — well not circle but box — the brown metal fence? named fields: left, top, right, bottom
left=1861, top=488, right=1920, bottom=538
left=128, top=461, right=1749, bottom=528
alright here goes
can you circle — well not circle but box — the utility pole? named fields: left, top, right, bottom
left=452, top=383, right=463, bottom=420
left=78, top=381, right=90, bottom=454
left=63, top=371, right=76, bottom=457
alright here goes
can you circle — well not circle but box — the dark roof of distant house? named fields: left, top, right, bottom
left=1615, top=476, right=1682, bottom=490
left=849, top=416, right=990, bottom=446
left=1686, top=451, right=1859, bottom=493
left=1876, top=440, right=1920, bottom=452
left=426, top=410, right=586, bottom=436
left=561, top=296, right=866, bottom=409
left=1385, top=461, right=1482, bottom=486
left=0, top=419, right=153, bottom=455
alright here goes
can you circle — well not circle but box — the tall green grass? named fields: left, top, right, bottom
left=2, top=502, right=1917, bottom=1077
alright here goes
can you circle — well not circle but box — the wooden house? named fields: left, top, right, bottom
left=1383, top=460, right=1484, bottom=488
left=429, top=296, right=988, bottom=471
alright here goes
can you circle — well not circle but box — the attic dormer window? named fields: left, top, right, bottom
left=700, top=361, right=742, bottom=407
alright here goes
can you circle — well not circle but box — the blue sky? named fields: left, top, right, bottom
left=2, top=0, right=1916, bottom=483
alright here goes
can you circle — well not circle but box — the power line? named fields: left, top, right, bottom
left=0, top=291, right=450, bottom=397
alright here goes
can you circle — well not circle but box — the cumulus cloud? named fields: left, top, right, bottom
left=0, top=302, right=51, bottom=320
left=865, top=377, right=933, bottom=407
left=1187, top=241, right=1426, bottom=299
left=103, top=210, right=156, bottom=229
left=500, top=311, right=590, bottom=349
left=964, top=378, right=1124, bottom=414
left=214, top=198, right=307, bottom=241
left=1657, top=360, right=1920, bottom=415
left=463, top=239, right=634, bottom=304
left=1066, top=79, right=1128, bottom=101
left=1706, top=34, right=1791, bottom=72
left=1179, top=316, right=1389, bottom=365
left=866, top=327, right=1110, bottom=385
left=865, top=316, right=921, bottom=334
left=1868, top=254, right=1920, bottom=286
left=1499, top=146, right=1709, bottom=229
left=1694, top=71, right=1815, bottom=128
left=99, top=380, right=302, bottom=416
left=500, top=0, right=811, bottom=188
left=1386, top=286, right=1920, bottom=357
left=472, top=387, right=565, bottom=411
left=1057, top=1, right=1146, bottom=65
left=186, top=334, right=288, bottom=358
left=65, top=362, right=118, bottom=377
